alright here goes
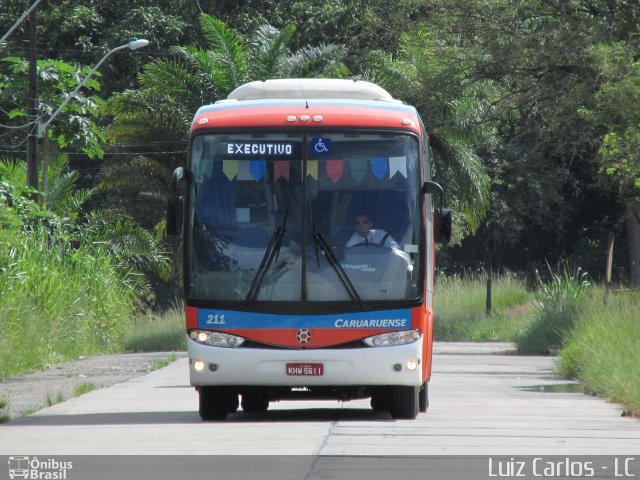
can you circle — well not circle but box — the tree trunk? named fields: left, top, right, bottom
left=628, top=201, right=640, bottom=288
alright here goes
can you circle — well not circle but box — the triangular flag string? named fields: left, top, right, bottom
left=250, top=160, right=267, bottom=182
left=223, top=160, right=238, bottom=180
left=237, top=161, right=252, bottom=180
left=274, top=160, right=290, bottom=182
left=307, top=160, right=318, bottom=180
left=326, top=160, right=345, bottom=183
left=389, top=156, right=407, bottom=178
left=350, top=159, right=368, bottom=182
left=370, top=157, right=388, bottom=180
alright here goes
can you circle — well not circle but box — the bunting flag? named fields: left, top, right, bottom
left=250, top=160, right=267, bottom=182
left=350, top=159, right=368, bottom=182
left=237, top=160, right=252, bottom=180
left=326, top=160, right=345, bottom=183
left=307, top=160, right=318, bottom=180
left=223, top=160, right=238, bottom=180
left=370, top=157, right=388, bottom=180
left=389, top=156, right=408, bottom=178
left=274, top=160, right=290, bottom=182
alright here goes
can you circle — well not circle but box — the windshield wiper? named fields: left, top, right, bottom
left=310, top=209, right=362, bottom=308
left=245, top=201, right=290, bottom=302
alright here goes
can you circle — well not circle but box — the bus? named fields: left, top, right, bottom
left=167, top=79, right=451, bottom=420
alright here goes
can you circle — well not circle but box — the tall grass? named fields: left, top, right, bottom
left=123, top=307, right=186, bottom=352
left=516, top=263, right=589, bottom=354
left=558, top=287, right=640, bottom=416
left=435, top=273, right=534, bottom=341
left=0, top=225, right=137, bottom=378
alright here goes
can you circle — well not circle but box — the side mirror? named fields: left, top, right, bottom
left=434, top=208, right=452, bottom=246
left=423, top=180, right=452, bottom=246
left=166, top=167, right=185, bottom=236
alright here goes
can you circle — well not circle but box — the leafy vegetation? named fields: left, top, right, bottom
left=436, top=271, right=640, bottom=416
left=516, top=264, right=590, bottom=354
left=0, top=160, right=169, bottom=378
left=1, top=0, right=640, bottom=424
left=0, top=397, right=8, bottom=423
left=123, top=308, right=185, bottom=353
left=73, top=382, right=95, bottom=397
left=435, top=273, right=534, bottom=342
left=149, top=353, right=179, bottom=372
left=558, top=287, right=640, bottom=417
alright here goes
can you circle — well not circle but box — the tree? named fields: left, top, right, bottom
left=0, top=56, right=106, bottom=197
left=366, top=30, right=494, bottom=240
left=103, top=14, right=348, bottom=229
left=0, top=157, right=171, bottom=302
left=409, top=0, right=633, bottom=277
left=585, top=42, right=640, bottom=285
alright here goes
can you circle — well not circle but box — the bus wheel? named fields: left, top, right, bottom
left=199, top=387, right=236, bottom=421
left=419, top=381, right=429, bottom=413
left=389, top=386, right=419, bottom=419
left=370, top=389, right=391, bottom=412
left=241, top=394, right=269, bottom=413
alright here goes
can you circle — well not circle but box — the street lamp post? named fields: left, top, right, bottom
left=37, top=39, right=150, bottom=137
left=34, top=39, right=149, bottom=194
left=0, top=0, right=44, bottom=47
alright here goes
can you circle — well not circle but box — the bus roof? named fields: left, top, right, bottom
left=191, top=79, right=422, bottom=134
left=223, top=79, right=402, bottom=103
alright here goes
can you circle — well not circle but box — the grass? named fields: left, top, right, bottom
left=0, top=225, right=137, bottom=378
left=436, top=270, right=640, bottom=416
left=0, top=397, right=8, bottom=423
left=73, top=382, right=95, bottom=396
left=558, top=286, right=640, bottom=416
left=516, top=263, right=589, bottom=354
left=434, top=273, right=534, bottom=341
left=123, top=308, right=186, bottom=353
left=149, top=354, right=178, bottom=372
left=46, top=392, right=65, bottom=407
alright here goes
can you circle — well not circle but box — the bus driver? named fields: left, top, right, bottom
left=345, top=213, right=398, bottom=249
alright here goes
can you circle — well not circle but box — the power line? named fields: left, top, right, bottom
left=0, top=119, right=40, bottom=129
left=0, top=133, right=31, bottom=150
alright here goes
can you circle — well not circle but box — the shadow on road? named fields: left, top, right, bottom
left=6, top=407, right=393, bottom=426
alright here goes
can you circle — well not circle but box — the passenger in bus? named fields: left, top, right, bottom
left=345, top=213, right=398, bottom=249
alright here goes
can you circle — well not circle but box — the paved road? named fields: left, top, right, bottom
left=1, top=342, right=638, bottom=456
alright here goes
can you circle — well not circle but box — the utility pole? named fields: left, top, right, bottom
left=27, top=8, right=38, bottom=190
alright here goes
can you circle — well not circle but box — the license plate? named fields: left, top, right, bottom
left=286, top=363, right=324, bottom=376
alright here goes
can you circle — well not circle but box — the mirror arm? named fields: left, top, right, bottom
left=423, top=180, right=445, bottom=213
left=166, top=167, right=187, bottom=236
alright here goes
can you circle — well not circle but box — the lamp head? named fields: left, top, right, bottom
left=127, top=39, right=150, bottom=51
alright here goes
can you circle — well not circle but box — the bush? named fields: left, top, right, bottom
left=0, top=224, right=137, bottom=377
left=558, top=287, right=640, bottom=416
left=516, top=263, right=589, bottom=354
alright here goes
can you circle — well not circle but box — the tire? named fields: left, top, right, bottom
left=199, top=387, right=237, bottom=421
left=241, top=393, right=269, bottom=413
left=389, top=385, right=419, bottom=419
left=419, top=381, right=429, bottom=413
left=370, top=388, right=391, bottom=412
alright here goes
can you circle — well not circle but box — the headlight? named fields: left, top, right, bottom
left=189, top=330, right=246, bottom=348
left=363, top=329, right=422, bottom=347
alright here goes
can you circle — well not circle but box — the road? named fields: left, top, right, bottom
left=1, top=342, right=638, bottom=457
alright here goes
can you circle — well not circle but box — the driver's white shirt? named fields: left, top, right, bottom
left=345, top=229, right=398, bottom=248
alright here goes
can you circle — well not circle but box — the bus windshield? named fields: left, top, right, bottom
left=187, top=131, right=423, bottom=304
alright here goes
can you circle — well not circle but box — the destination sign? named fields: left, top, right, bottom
left=225, top=142, right=296, bottom=157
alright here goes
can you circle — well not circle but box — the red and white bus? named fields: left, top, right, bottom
left=167, top=79, right=450, bottom=420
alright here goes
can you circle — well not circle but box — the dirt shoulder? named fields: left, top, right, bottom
left=0, top=351, right=187, bottom=421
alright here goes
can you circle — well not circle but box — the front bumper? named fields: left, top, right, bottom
left=188, top=335, right=424, bottom=387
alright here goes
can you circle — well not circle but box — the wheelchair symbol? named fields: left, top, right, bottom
left=314, top=139, right=328, bottom=153
left=312, top=137, right=331, bottom=155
